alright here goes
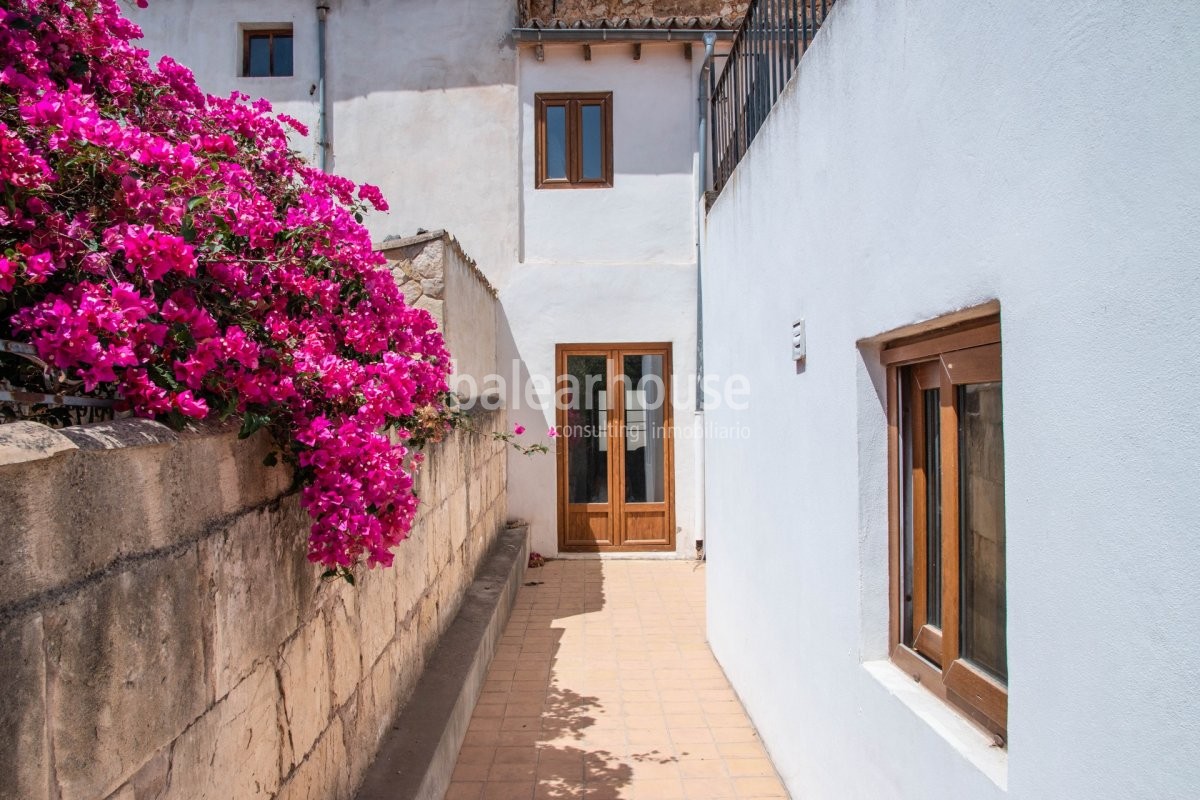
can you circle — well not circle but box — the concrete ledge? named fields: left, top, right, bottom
left=357, top=524, right=528, bottom=800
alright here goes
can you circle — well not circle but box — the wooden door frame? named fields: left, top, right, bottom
left=555, top=343, right=676, bottom=553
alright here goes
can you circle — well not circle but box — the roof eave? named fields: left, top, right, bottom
left=513, top=27, right=736, bottom=44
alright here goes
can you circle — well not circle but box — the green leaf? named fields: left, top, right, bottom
left=320, top=566, right=357, bottom=586
left=218, top=391, right=239, bottom=421
left=147, top=362, right=180, bottom=391
left=238, top=410, right=271, bottom=440
left=181, top=215, right=196, bottom=243
left=354, top=212, right=364, bottom=223
left=186, top=196, right=206, bottom=212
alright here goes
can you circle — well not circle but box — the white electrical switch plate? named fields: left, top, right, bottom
left=792, top=318, right=806, bottom=362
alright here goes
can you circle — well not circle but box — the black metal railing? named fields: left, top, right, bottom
left=1, top=339, right=117, bottom=427
left=709, top=0, right=836, bottom=195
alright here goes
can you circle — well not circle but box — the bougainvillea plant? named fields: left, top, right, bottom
left=0, top=0, right=454, bottom=573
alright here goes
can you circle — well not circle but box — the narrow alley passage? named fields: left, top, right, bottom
left=446, top=560, right=790, bottom=799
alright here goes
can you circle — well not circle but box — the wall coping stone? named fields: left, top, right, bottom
left=0, top=416, right=259, bottom=467
left=0, top=421, right=78, bottom=466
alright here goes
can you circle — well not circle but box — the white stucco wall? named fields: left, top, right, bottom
left=500, top=262, right=700, bottom=559
left=502, top=43, right=706, bottom=558
left=129, top=0, right=520, bottom=286
left=518, top=44, right=698, bottom=265
left=702, top=1, right=1200, bottom=798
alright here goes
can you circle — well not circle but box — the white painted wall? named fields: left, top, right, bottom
left=519, top=43, right=698, bottom=265
left=502, top=43, right=705, bottom=557
left=702, top=1, right=1200, bottom=798
left=129, top=0, right=520, bottom=286
left=499, top=262, right=700, bottom=559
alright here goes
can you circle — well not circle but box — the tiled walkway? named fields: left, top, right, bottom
left=446, top=559, right=790, bottom=799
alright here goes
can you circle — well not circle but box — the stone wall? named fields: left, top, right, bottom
left=0, top=408, right=509, bottom=800
left=379, top=231, right=500, bottom=393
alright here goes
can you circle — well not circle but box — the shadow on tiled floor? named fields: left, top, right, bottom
left=445, top=560, right=789, bottom=800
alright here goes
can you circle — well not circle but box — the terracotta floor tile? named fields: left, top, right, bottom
left=446, top=782, right=485, bottom=800
left=627, top=777, right=686, bottom=798
left=454, top=762, right=493, bottom=782
left=710, top=727, right=761, bottom=743
left=725, top=759, right=776, bottom=777
left=683, top=777, right=737, bottom=798
left=733, top=775, right=789, bottom=797
left=489, top=763, right=539, bottom=782
left=717, top=742, right=769, bottom=759
left=445, top=561, right=790, bottom=800
left=482, top=781, right=535, bottom=800
left=535, top=781, right=585, bottom=799
left=470, top=717, right=505, bottom=732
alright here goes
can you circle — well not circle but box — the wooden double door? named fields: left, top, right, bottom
left=556, top=344, right=675, bottom=552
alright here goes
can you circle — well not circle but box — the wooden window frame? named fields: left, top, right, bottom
left=535, top=92, right=614, bottom=189
left=241, top=28, right=294, bottom=78
left=884, top=315, right=1008, bottom=741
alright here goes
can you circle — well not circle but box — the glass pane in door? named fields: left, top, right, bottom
left=565, top=355, right=608, bottom=503
left=959, top=381, right=1007, bottom=682
left=623, top=355, right=665, bottom=503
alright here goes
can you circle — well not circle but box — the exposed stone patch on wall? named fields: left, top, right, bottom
left=0, top=409, right=508, bottom=800
left=378, top=231, right=500, bottom=391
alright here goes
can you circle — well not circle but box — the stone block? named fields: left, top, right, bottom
left=227, top=427, right=295, bottom=508
left=326, top=590, right=362, bottom=709
left=469, top=467, right=486, bottom=528
left=437, top=568, right=462, bottom=636
left=395, top=520, right=427, bottom=623
left=343, top=637, right=414, bottom=785
left=105, top=747, right=170, bottom=800
left=448, top=486, right=470, bottom=552
left=414, top=295, right=444, bottom=325
left=159, top=664, right=281, bottom=800
left=275, top=717, right=350, bottom=800
left=0, top=421, right=294, bottom=611
left=0, top=614, right=48, bottom=800
left=279, top=618, right=331, bottom=767
left=409, top=239, right=445, bottom=279
left=202, top=500, right=313, bottom=697
left=420, top=276, right=445, bottom=299
left=44, top=549, right=207, bottom=800
left=357, top=567, right=398, bottom=669
left=0, top=438, right=164, bottom=609
left=400, top=279, right=423, bottom=305
left=417, top=593, right=439, bottom=658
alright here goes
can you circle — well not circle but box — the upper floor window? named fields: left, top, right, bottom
left=535, top=92, right=613, bottom=189
left=884, top=314, right=1008, bottom=741
left=242, top=27, right=293, bottom=78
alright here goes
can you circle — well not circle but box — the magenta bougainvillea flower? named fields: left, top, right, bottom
left=0, top=0, right=451, bottom=570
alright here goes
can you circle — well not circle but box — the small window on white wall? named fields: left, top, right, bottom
left=241, top=25, right=293, bottom=77
left=535, top=93, right=613, bottom=189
